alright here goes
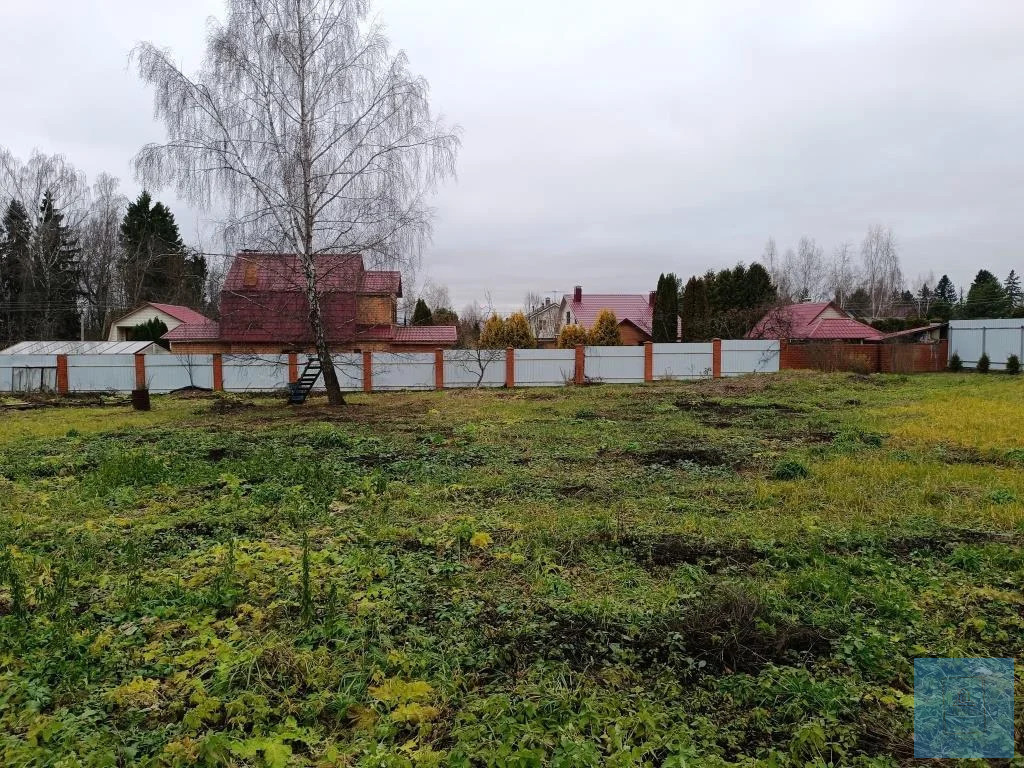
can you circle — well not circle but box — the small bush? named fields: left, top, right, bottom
left=772, top=459, right=809, bottom=480
left=948, top=353, right=963, bottom=372
left=1006, top=355, right=1020, bottom=375
left=976, top=353, right=990, bottom=373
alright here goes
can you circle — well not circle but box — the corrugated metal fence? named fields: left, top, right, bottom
left=948, top=319, right=1024, bottom=370
left=0, top=341, right=781, bottom=395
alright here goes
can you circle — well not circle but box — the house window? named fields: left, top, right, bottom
left=566, top=311, right=571, bottom=324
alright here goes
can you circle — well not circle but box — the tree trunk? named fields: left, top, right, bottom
left=305, top=283, right=344, bottom=406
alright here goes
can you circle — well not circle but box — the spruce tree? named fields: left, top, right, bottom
left=120, top=191, right=192, bottom=307
left=964, top=269, right=1009, bottom=319
left=0, top=200, right=33, bottom=344
left=1004, top=269, right=1022, bottom=309
left=652, top=273, right=679, bottom=342
left=411, top=298, right=433, bottom=325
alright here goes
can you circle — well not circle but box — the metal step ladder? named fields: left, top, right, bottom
left=287, top=358, right=322, bottom=404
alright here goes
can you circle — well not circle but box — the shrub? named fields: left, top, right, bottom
left=478, top=315, right=506, bottom=349
left=948, top=353, right=963, bottom=372
left=588, top=309, right=623, bottom=346
left=1006, top=355, right=1020, bottom=375
left=479, top=312, right=537, bottom=348
left=976, top=353, right=990, bottom=373
left=557, top=324, right=589, bottom=349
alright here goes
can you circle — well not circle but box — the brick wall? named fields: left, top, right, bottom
left=780, top=340, right=948, bottom=374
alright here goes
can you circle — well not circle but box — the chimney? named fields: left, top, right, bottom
left=573, top=285, right=582, bottom=302
left=649, top=291, right=656, bottom=308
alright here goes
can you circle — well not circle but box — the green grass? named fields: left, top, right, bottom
left=0, top=372, right=1021, bottom=766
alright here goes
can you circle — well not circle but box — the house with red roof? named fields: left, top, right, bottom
left=107, top=302, right=213, bottom=342
left=746, top=301, right=883, bottom=342
left=556, top=286, right=663, bottom=346
left=163, top=253, right=456, bottom=354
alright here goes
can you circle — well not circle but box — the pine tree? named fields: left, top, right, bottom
left=0, top=200, right=33, bottom=344
left=1004, top=269, right=1022, bottom=309
left=934, top=275, right=957, bottom=303
left=120, top=191, right=193, bottom=307
left=964, top=269, right=1009, bottom=319
left=411, top=298, right=433, bottom=325
left=680, top=276, right=710, bottom=341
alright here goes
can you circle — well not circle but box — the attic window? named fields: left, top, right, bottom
left=243, top=264, right=258, bottom=287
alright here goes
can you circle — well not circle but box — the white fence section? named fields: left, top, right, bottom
left=585, top=346, right=645, bottom=383
left=516, top=348, right=576, bottom=386
left=373, top=352, right=435, bottom=391
left=443, top=350, right=507, bottom=388
left=3, top=354, right=58, bottom=392
left=329, top=353, right=364, bottom=391
left=146, top=355, right=215, bottom=393
left=652, top=343, right=714, bottom=379
left=949, top=319, right=1024, bottom=370
left=223, top=355, right=291, bottom=391
left=67, top=355, right=136, bottom=392
left=721, top=340, right=781, bottom=377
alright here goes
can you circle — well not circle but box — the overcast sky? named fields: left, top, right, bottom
left=2, top=1, right=1023, bottom=311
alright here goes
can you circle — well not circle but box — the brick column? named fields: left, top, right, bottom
left=434, top=348, right=444, bottom=390
left=643, top=341, right=654, bottom=382
left=711, top=338, right=722, bottom=378
left=134, top=353, right=147, bottom=390
left=212, top=353, right=224, bottom=392
left=574, top=345, right=585, bottom=385
left=56, top=355, right=69, bottom=395
left=288, top=353, right=298, bottom=383
left=362, top=350, right=372, bottom=392
left=505, top=347, right=515, bottom=387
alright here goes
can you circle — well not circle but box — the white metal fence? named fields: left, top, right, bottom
left=0, top=342, right=782, bottom=394
left=948, top=319, right=1024, bottom=370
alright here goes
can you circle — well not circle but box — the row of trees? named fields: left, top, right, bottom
left=0, top=147, right=209, bottom=345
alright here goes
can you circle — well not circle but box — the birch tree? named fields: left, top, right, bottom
left=859, top=224, right=902, bottom=318
left=132, top=0, right=460, bottom=404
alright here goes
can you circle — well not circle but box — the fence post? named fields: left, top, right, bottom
left=712, top=338, right=722, bottom=378
left=643, top=341, right=654, bottom=382
left=778, top=338, right=789, bottom=369
left=574, top=345, right=585, bottom=385
left=505, top=347, right=515, bottom=388
left=56, top=355, right=69, bottom=395
left=362, top=350, right=373, bottom=393
left=212, top=353, right=224, bottom=392
left=134, top=353, right=146, bottom=390
left=288, top=353, right=298, bottom=384
left=435, top=348, right=444, bottom=390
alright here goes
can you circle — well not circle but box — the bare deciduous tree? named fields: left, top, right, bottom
left=859, top=224, right=902, bottom=318
left=791, top=236, right=825, bottom=301
left=132, top=0, right=460, bottom=404
left=79, top=174, right=129, bottom=337
left=826, top=241, right=857, bottom=308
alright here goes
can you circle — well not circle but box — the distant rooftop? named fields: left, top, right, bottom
left=0, top=340, right=165, bottom=355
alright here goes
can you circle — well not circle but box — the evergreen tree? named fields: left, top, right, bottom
left=411, top=298, right=433, bottom=325
left=502, top=312, right=537, bottom=348
left=934, top=275, right=957, bottom=303
left=652, top=273, right=680, bottom=342
left=964, top=269, right=1009, bottom=319
left=680, top=275, right=709, bottom=342
left=0, top=200, right=33, bottom=344
left=743, top=263, right=776, bottom=307
left=120, top=191, right=195, bottom=307
left=479, top=314, right=506, bottom=348
left=32, top=190, right=81, bottom=339
left=556, top=324, right=588, bottom=349
left=589, top=309, right=623, bottom=346
left=1004, top=269, right=1022, bottom=309
left=432, top=307, right=458, bottom=326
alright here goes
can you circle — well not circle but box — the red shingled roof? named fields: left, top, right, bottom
left=393, top=326, right=458, bottom=345
left=747, top=302, right=883, bottom=341
left=163, top=321, right=221, bottom=341
left=146, top=303, right=212, bottom=325
left=565, top=293, right=653, bottom=335
left=223, top=253, right=401, bottom=295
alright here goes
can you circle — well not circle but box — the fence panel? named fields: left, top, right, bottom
left=949, top=320, right=1024, bottom=369
left=223, top=355, right=290, bottom=391
left=323, top=353, right=363, bottom=391
left=146, top=355, right=214, bottom=393
left=443, top=350, right=506, bottom=388
left=373, top=352, right=435, bottom=391
left=721, top=340, right=780, bottom=376
left=67, top=354, right=136, bottom=392
left=515, top=348, right=575, bottom=386
left=0, top=354, right=58, bottom=392
left=584, top=346, right=645, bottom=383
left=652, top=343, right=713, bottom=379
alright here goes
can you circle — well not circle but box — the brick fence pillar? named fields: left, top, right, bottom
left=435, top=348, right=444, bottom=390
left=643, top=341, right=654, bottom=382
left=711, top=338, right=722, bottom=378
left=212, top=353, right=224, bottom=391
left=505, top=347, right=515, bottom=387
left=56, top=355, right=69, bottom=395
left=134, top=353, right=146, bottom=390
left=288, top=353, right=298, bottom=383
left=362, top=350, right=372, bottom=393
left=574, top=345, right=585, bottom=385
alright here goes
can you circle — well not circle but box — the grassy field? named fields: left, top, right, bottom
left=0, top=372, right=1021, bottom=766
